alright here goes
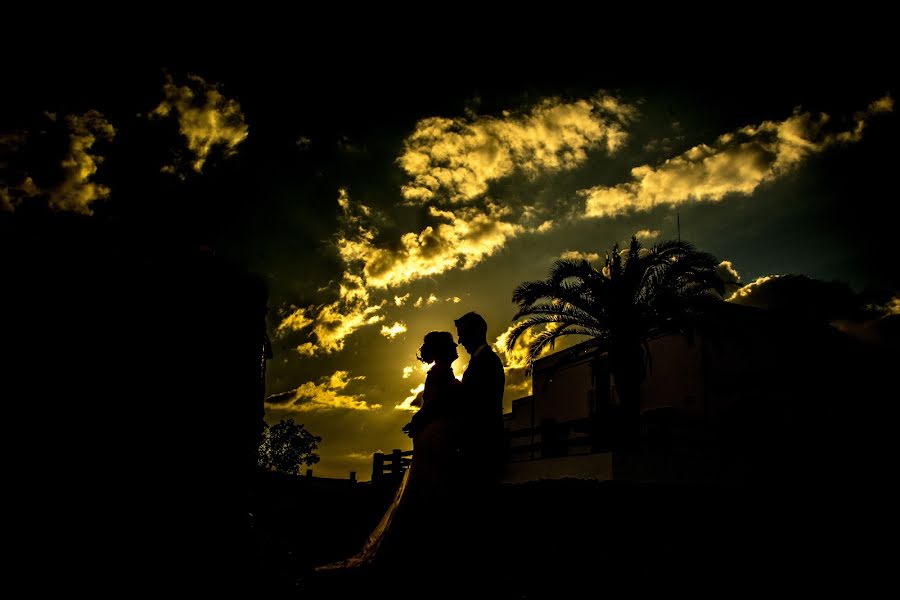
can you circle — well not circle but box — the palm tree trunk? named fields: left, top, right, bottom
left=612, top=342, right=644, bottom=450
left=614, top=372, right=642, bottom=450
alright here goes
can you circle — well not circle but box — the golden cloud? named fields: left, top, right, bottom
left=396, top=382, right=425, bottom=411
left=402, top=366, right=415, bottom=379
left=380, top=321, right=408, bottom=339
left=277, top=307, right=314, bottom=334
left=535, top=220, right=555, bottom=233
left=560, top=250, right=600, bottom=262
left=277, top=92, right=636, bottom=358
left=278, top=94, right=633, bottom=357
left=492, top=325, right=548, bottom=400
left=634, top=229, right=660, bottom=240
left=716, top=260, right=741, bottom=284
left=394, top=293, right=410, bottom=306
left=279, top=273, right=385, bottom=355
left=494, top=322, right=587, bottom=402
left=582, top=96, right=893, bottom=218
left=878, top=295, right=900, bottom=316
left=47, top=110, right=116, bottom=215
left=727, top=275, right=782, bottom=302
left=338, top=198, right=524, bottom=289
left=151, top=74, right=248, bottom=172
left=280, top=189, right=523, bottom=355
left=716, top=260, right=743, bottom=296
left=399, top=93, right=638, bottom=203
left=265, top=370, right=379, bottom=412
left=344, top=451, right=379, bottom=461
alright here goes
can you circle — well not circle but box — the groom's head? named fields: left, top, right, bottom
left=454, top=311, right=488, bottom=354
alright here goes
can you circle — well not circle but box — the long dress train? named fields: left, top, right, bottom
left=316, top=364, right=460, bottom=573
left=315, top=467, right=411, bottom=572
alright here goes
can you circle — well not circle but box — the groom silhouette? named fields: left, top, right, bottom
left=454, top=312, right=506, bottom=484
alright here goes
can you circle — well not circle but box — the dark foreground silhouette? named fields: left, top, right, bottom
left=3, top=214, right=269, bottom=595
left=289, top=476, right=881, bottom=598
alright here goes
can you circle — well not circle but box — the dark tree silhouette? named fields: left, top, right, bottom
left=506, top=236, right=725, bottom=447
left=258, top=419, right=321, bottom=475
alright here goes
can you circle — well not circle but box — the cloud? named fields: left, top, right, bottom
left=151, top=74, right=248, bottom=172
left=492, top=325, right=547, bottom=400
left=338, top=198, right=524, bottom=290
left=338, top=135, right=365, bottom=154
left=402, top=366, right=415, bottom=379
left=394, top=293, right=410, bottom=306
left=727, top=275, right=781, bottom=302
left=278, top=93, right=636, bottom=355
left=47, top=110, right=116, bottom=215
left=447, top=296, right=461, bottom=303
left=380, top=321, right=408, bottom=339
left=277, top=91, right=637, bottom=356
left=277, top=307, right=314, bottom=334
left=717, top=262, right=741, bottom=281
left=535, top=220, right=555, bottom=233
left=1, top=133, right=33, bottom=211
left=265, top=370, right=379, bottom=412
left=728, top=274, right=866, bottom=323
left=716, top=260, right=743, bottom=295
left=399, top=93, right=638, bottom=203
left=582, top=96, right=893, bottom=218
left=875, top=295, right=900, bottom=317
left=279, top=273, right=385, bottom=355
left=344, top=451, right=378, bottom=461
left=0, top=131, right=27, bottom=152
left=2, top=111, right=115, bottom=215
left=395, top=382, right=425, bottom=411
left=1, top=176, right=39, bottom=213
left=634, top=229, right=660, bottom=240
left=494, top=322, right=588, bottom=403
left=560, top=250, right=600, bottom=262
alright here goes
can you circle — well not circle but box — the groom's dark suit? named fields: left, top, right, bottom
left=460, top=344, right=506, bottom=482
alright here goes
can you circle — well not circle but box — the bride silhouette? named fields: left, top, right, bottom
left=317, top=331, right=463, bottom=575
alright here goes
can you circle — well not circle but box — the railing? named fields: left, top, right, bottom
left=371, top=449, right=413, bottom=485
left=372, top=411, right=695, bottom=479
left=507, top=419, right=600, bottom=460
left=371, top=420, right=602, bottom=482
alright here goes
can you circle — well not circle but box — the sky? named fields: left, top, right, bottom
left=3, top=35, right=896, bottom=478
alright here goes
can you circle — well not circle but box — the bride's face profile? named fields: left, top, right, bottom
left=417, top=332, right=458, bottom=365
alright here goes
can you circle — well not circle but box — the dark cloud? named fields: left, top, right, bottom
left=729, top=274, right=872, bottom=322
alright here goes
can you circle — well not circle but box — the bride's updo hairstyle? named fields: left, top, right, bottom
left=417, top=331, right=458, bottom=364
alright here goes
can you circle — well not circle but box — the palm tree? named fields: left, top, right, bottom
left=507, top=236, right=725, bottom=448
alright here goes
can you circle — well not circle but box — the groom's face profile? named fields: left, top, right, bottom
left=456, top=326, right=475, bottom=354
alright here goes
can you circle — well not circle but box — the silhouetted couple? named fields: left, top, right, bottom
left=317, top=312, right=505, bottom=589
left=405, top=311, right=506, bottom=487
